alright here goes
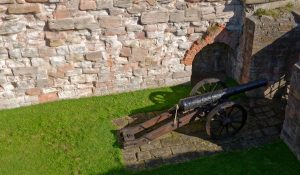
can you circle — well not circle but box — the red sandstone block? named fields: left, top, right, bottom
left=79, top=0, right=96, bottom=10
left=8, top=3, right=43, bottom=14
left=0, top=0, right=14, bottom=4
left=144, top=25, right=157, bottom=32
left=39, top=92, right=58, bottom=103
left=131, top=47, right=148, bottom=62
left=85, top=51, right=103, bottom=62
left=187, top=27, right=194, bottom=35
left=146, top=0, right=156, bottom=6
left=57, top=64, right=74, bottom=73
left=53, top=5, right=71, bottom=19
left=53, top=10, right=71, bottom=19
left=45, top=31, right=67, bottom=40
left=104, top=27, right=126, bottom=36
left=26, top=88, right=41, bottom=96
left=49, top=71, right=64, bottom=79
left=135, top=31, right=146, bottom=39
left=186, top=0, right=201, bottom=2
left=26, top=0, right=48, bottom=2
left=38, top=47, right=56, bottom=58
left=48, top=18, right=75, bottom=30
left=45, top=31, right=67, bottom=47
left=120, top=47, right=131, bottom=57
left=99, top=16, right=123, bottom=29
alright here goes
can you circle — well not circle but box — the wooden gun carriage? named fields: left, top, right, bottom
left=120, top=78, right=268, bottom=148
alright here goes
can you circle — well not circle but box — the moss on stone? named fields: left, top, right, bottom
left=254, top=2, right=294, bottom=19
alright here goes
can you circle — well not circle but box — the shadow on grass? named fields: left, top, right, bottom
left=109, top=79, right=289, bottom=173
left=129, top=83, right=192, bottom=115
left=97, top=141, right=300, bottom=175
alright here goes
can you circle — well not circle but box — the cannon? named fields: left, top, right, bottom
left=120, top=78, right=268, bottom=148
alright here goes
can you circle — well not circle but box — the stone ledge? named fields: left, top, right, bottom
left=248, top=0, right=297, bottom=11
left=244, top=0, right=285, bottom=5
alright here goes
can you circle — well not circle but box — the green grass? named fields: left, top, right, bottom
left=0, top=85, right=190, bottom=175
left=124, top=141, right=300, bottom=175
left=0, top=84, right=299, bottom=175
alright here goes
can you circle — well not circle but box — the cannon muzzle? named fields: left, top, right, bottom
left=179, top=79, right=268, bottom=111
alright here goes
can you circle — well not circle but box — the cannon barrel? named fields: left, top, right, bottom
left=179, top=79, right=268, bottom=111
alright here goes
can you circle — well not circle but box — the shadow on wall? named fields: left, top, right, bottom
left=241, top=12, right=300, bottom=99
left=191, top=42, right=234, bottom=86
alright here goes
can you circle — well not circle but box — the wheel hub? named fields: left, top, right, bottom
left=222, top=117, right=231, bottom=125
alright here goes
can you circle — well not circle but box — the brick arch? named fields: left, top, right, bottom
left=182, top=24, right=237, bottom=66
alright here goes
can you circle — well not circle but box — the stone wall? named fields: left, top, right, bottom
left=0, top=0, right=244, bottom=109
left=281, top=61, right=300, bottom=160
left=240, top=9, right=300, bottom=96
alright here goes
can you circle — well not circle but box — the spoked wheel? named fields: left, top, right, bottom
left=189, top=78, right=227, bottom=122
left=206, top=101, right=247, bottom=139
left=190, top=78, right=227, bottom=96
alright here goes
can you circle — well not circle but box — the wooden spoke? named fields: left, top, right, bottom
left=206, top=102, right=247, bottom=139
left=190, top=78, right=227, bottom=97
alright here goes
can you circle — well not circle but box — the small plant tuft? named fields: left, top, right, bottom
left=254, top=3, right=294, bottom=19
left=254, top=8, right=280, bottom=18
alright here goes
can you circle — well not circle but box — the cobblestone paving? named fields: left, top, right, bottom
left=112, top=98, right=285, bottom=170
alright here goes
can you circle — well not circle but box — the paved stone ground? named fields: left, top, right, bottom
left=112, top=98, right=285, bottom=170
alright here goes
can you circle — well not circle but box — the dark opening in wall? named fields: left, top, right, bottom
left=191, top=42, right=234, bottom=85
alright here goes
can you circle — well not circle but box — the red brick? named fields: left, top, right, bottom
left=181, top=24, right=227, bottom=66
left=8, top=3, right=43, bottom=14
left=39, top=92, right=58, bottom=103
left=79, top=0, right=96, bottom=10
left=26, top=88, right=41, bottom=96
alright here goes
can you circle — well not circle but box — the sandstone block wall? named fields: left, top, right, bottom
left=281, top=61, right=300, bottom=160
left=240, top=11, right=300, bottom=97
left=0, top=0, right=243, bottom=109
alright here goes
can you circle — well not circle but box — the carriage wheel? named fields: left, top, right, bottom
left=206, top=101, right=247, bottom=139
left=190, top=78, right=227, bottom=96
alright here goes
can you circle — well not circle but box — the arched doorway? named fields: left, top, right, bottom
left=191, top=42, right=234, bottom=85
